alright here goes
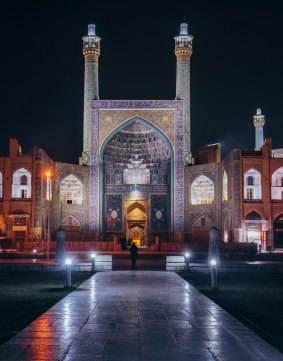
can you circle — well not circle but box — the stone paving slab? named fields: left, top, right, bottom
left=0, top=271, right=283, bottom=360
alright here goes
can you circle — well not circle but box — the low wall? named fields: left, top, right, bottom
left=94, top=255, right=112, bottom=271
left=166, top=256, right=187, bottom=272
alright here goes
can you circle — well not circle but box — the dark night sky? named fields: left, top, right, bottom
left=0, top=0, right=283, bottom=164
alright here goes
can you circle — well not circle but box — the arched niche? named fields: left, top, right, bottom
left=192, top=215, right=212, bottom=228
left=62, top=214, right=82, bottom=227
left=271, top=167, right=283, bottom=200
left=243, top=169, right=262, bottom=200
left=12, top=168, right=32, bottom=198
left=191, top=175, right=215, bottom=205
left=244, top=211, right=262, bottom=244
left=60, top=174, right=83, bottom=205
left=273, top=214, right=283, bottom=248
left=245, top=211, right=262, bottom=221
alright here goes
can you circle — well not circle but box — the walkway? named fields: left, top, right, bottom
left=0, top=271, right=282, bottom=361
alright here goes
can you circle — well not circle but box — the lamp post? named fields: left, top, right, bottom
left=210, top=259, right=218, bottom=290
left=91, top=253, right=96, bottom=272
left=45, top=169, right=52, bottom=259
left=65, top=258, right=72, bottom=287
left=184, top=252, right=190, bottom=271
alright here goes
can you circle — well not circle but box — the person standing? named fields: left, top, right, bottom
left=130, top=242, right=138, bottom=268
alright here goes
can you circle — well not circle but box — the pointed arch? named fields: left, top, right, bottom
left=271, top=167, right=283, bottom=200
left=99, top=116, right=174, bottom=231
left=60, top=174, right=83, bottom=205
left=12, top=168, right=32, bottom=198
left=62, top=214, right=82, bottom=227
left=245, top=211, right=262, bottom=221
left=273, top=213, right=283, bottom=248
left=191, top=174, right=214, bottom=205
left=127, top=201, right=146, bottom=214
left=192, top=214, right=212, bottom=228
left=244, top=169, right=262, bottom=200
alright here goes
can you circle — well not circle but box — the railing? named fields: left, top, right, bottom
left=243, top=199, right=262, bottom=203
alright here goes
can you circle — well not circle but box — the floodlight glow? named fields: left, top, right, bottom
left=91, top=253, right=96, bottom=259
left=185, top=252, right=190, bottom=258
left=32, top=249, right=37, bottom=254
left=65, top=258, right=72, bottom=266
left=210, top=259, right=217, bottom=266
left=88, top=24, right=96, bottom=36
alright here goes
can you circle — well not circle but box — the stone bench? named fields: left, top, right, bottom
left=94, top=255, right=112, bottom=271
left=166, top=255, right=186, bottom=271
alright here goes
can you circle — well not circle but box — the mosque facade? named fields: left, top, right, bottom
left=0, top=23, right=283, bottom=252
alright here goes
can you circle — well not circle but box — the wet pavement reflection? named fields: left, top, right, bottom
left=0, top=271, right=282, bottom=360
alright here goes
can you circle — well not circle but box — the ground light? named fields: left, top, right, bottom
left=91, top=253, right=96, bottom=272
left=65, top=258, right=72, bottom=287
left=184, top=252, right=190, bottom=271
left=210, top=259, right=218, bottom=290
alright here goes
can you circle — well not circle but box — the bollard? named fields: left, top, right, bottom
left=184, top=252, right=190, bottom=271
left=210, top=259, right=218, bottom=291
left=65, top=258, right=72, bottom=287
left=91, top=253, right=96, bottom=272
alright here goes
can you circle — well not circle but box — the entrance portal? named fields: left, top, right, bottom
left=274, top=215, right=283, bottom=248
left=125, top=200, right=148, bottom=247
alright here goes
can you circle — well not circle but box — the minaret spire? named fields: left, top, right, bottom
left=174, top=21, right=193, bottom=165
left=82, top=24, right=101, bottom=165
left=253, top=108, right=265, bottom=150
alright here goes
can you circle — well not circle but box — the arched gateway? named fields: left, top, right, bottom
left=99, top=117, right=174, bottom=243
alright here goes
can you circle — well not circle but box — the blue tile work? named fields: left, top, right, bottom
left=105, top=194, right=123, bottom=232
left=89, top=100, right=184, bottom=234
left=151, top=194, right=168, bottom=232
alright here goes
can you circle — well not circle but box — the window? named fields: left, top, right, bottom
left=271, top=167, right=283, bottom=200
left=247, top=176, right=254, bottom=186
left=12, top=168, right=32, bottom=198
left=21, top=189, right=27, bottom=198
left=244, top=169, right=261, bottom=200
left=247, top=188, right=253, bottom=199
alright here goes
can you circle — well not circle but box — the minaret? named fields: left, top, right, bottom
left=82, top=24, right=101, bottom=165
left=175, top=22, right=193, bottom=165
left=253, top=108, right=265, bottom=150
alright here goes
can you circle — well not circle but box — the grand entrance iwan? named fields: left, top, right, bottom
left=101, top=118, right=173, bottom=243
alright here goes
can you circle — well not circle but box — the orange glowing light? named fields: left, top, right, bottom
left=45, top=170, right=51, bottom=178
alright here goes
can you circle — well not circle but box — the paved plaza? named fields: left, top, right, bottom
left=0, top=271, right=282, bottom=361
